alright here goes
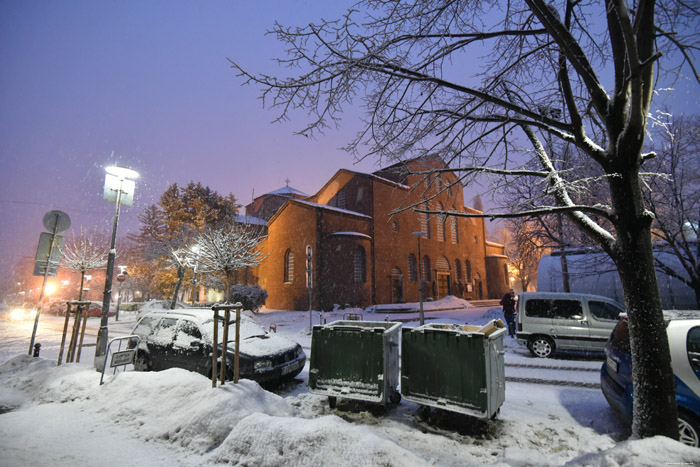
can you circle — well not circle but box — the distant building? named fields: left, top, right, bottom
left=252, top=156, right=508, bottom=310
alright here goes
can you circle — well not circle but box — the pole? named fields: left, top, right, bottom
left=191, top=264, right=198, bottom=306
left=212, top=309, right=218, bottom=388
left=234, top=307, right=240, bottom=384
left=417, top=235, right=424, bottom=326
left=115, top=281, right=123, bottom=321
left=28, top=213, right=59, bottom=355
left=95, top=180, right=123, bottom=371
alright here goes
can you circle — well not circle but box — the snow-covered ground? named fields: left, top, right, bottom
left=1, top=298, right=698, bottom=466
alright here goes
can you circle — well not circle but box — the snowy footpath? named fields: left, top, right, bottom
left=1, top=298, right=698, bottom=466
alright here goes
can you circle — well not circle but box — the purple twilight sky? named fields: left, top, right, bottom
left=0, top=0, right=385, bottom=281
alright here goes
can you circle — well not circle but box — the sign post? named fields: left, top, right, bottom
left=306, top=245, right=313, bottom=330
left=28, top=210, right=71, bottom=355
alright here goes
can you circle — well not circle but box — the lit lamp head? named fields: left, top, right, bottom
left=105, top=165, right=139, bottom=181
left=104, top=165, right=139, bottom=206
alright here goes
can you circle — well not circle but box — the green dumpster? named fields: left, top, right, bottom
left=309, top=320, right=401, bottom=407
left=401, top=319, right=506, bottom=419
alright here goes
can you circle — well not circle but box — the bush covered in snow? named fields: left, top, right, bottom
left=229, top=284, right=268, bottom=312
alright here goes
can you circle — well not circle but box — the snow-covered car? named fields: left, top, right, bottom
left=600, top=310, right=700, bottom=447
left=130, top=308, right=306, bottom=385
left=136, top=300, right=187, bottom=319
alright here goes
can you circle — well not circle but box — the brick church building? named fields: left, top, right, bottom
left=247, top=156, right=509, bottom=311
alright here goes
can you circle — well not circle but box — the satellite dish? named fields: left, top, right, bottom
left=42, top=210, right=71, bottom=233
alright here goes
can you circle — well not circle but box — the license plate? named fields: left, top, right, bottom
left=282, top=359, right=302, bottom=375
left=607, top=356, right=618, bottom=373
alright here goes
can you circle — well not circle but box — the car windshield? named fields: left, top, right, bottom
left=200, top=317, right=267, bottom=343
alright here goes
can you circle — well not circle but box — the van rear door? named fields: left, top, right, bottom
left=549, top=299, right=591, bottom=350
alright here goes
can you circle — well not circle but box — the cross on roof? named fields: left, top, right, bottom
left=284, top=178, right=290, bottom=187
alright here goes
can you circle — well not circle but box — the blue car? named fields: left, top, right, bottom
left=600, top=311, right=700, bottom=447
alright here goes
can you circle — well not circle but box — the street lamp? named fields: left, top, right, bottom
left=95, top=164, right=138, bottom=371
left=412, top=231, right=427, bottom=325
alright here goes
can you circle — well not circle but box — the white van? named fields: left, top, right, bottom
left=515, top=292, right=624, bottom=358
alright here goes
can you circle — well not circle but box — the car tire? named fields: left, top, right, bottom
left=328, top=396, right=337, bottom=409
left=678, top=410, right=700, bottom=447
left=389, top=390, right=402, bottom=404
left=528, top=336, right=555, bottom=358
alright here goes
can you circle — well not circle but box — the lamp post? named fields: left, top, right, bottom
left=412, top=231, right=427, bottom=326
left=95, top=164, right=138, bottom=371
left=190, top=246, right=200, bottom=306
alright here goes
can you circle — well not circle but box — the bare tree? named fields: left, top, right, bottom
left=231, top=0, right=700, bottom=439
left=645, top=115, right=700, bottom=308
left=61, top=228, right=109, bottom=301
left=191, top=224, right=266, bottom=302
left=501, top=219, right=548, bottom=292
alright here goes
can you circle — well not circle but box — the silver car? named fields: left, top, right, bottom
left=516, top=292, right=624, bottom=358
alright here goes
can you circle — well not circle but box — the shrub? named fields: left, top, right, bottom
left=228, top=284, right=268, bottom=312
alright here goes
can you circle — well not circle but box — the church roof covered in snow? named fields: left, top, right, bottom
left=267, top=185, right=309, bottom=197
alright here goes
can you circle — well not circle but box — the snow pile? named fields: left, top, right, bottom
left=212, top=413, right=425, bottom=466
left=0, top=355, right=423, bottom=466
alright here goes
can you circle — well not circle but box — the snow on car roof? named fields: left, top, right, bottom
left=137, top=308, right=299, bottom=356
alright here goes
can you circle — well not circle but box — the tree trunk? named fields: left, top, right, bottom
left=609, top=176, right=678, bottom=440
left=170, top=265, right=185, bottom=309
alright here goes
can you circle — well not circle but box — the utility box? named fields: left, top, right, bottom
left=309, top=320, right=402, bottom=407
left=401, top=320, right=506, bottom=419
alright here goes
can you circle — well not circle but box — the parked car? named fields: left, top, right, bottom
left=130, top=308, right=306, bottom=385
left=600, top=310, right=700, bottom=447
left=45, top=300, right=115, bottom=317
left=136, top=300, right=188, bottom=319
left=516, top=292, right=625, bottom=358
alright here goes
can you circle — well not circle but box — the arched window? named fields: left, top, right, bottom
left=422, top=255, right=431, bottom=282
left=408, top=254, right=418, bottom=282
left=455, top=259, right=462, bottom=281
left=465, top=259, right=472, bottom=282
left=419, top=201, right=431, bottom=238
left=354, top=246, right=366, bottom=284
left=284, top=249, right=294, bottom=283
left=450, top=206, right=458, bottom=244
left=437, top=202, right=446, bottom=242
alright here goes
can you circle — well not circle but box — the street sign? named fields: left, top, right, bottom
left=42, top=210, right=71, bottom=233
left=33, top=232, right=65, bottom=277
left=110, top=349, right=135, bottom=367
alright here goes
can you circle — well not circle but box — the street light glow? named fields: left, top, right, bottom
left=105, top=165, right=139, bottom=180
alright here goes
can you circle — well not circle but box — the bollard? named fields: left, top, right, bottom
left=33, top=343, right=41, bottom=357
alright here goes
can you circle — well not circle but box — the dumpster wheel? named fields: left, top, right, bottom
left=389, top=391, right=402, bottom=404
left=328, top=396, right=337, bottom=409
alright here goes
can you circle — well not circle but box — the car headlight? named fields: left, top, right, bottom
left=10, top=308, right=25, bottom=320
left=254, top=360, right=272, bottom=372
